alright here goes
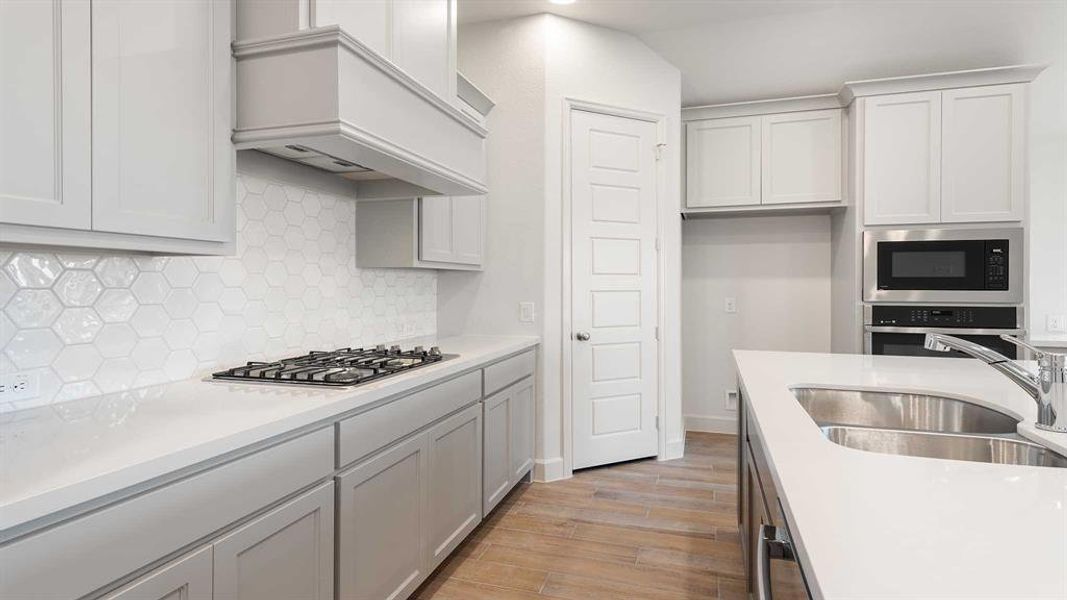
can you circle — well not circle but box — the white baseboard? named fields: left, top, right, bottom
left=661, top=437, right=686, bottom=461
left=533, top=457, right=566, bottom=482
left=685, top=414, right=738, bottom=434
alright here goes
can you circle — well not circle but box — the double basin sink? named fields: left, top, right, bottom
left=793, top=387, right=1067, bottom=468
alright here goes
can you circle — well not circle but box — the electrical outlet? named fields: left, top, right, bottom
left=0, top=372, right=39, bottom=403
left=519, top=302, right=536, bottom=323
left=1048, top=314, right=1067, bottom=333
left=724, top=297, right=737, bottom=313
left=724, top=389, right=738, bottom=411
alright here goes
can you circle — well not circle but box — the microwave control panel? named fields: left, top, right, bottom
left=985, top=240, right=1009, bottom=290
left=871, top=305, right=1018, bottom=328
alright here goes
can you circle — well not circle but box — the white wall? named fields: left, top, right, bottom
left=641, top=0, right=1067, bottom=343
left=442, top=14, right=683, bottom=479
left=682, top=215, right=831, bottom=431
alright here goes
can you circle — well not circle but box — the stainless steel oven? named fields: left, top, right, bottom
left=863, top=228, right=1023, bottom=304
left=864, top=305, right=1025, bottom=358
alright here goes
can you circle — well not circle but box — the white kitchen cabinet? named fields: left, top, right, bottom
left=91, top=0, right=234, bottom=242
left=425, top=403, right=483, bottom=570
left=356, top=196, right=485, bottom=270
left=213, top=482, right=334, bottom=600
left=686, top=116, right=762, bottom=208
left=336, top=434, right=429, bottom=600
left=761, top=109, right=842, bottom=205
left=941, top=84, right=1025, bottom=223
left=420, top=195, right=485, bottom=265
left=0, top=0, right=235, bottom=254
left=482, top=376, right=534, bottom=515
left=0, top=0, right=92, bottom=230
left=862, top=91, right=942, bottom=225
left=101, top=546, right=213, bottom=600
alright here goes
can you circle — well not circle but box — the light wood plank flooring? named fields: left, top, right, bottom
left=415, top=431, right=745, bottom=599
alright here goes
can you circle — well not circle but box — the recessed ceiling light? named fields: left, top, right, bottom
left=548, top=0, right=576, bottom=5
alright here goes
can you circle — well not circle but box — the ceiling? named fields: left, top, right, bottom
left=457, top=0, right=833, bottom=33
left=458, top=0, right=1063, bottom=107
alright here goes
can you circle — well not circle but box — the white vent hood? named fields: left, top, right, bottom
left=233, top=26, right=488, bottom=196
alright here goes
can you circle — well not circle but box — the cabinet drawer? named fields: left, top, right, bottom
left=484, top=350, right=535, bottom=397
left=0, top=427, right=333, bottom=600
left=337, top=371, right=482, bottom=468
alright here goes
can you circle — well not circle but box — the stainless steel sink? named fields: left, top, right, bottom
left=821, top=425, right=1067, bottom=468
left=793, top=387, right=1019, bottom=434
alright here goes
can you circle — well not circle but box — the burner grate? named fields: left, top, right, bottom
left=212, top=345, right=447, bottom=387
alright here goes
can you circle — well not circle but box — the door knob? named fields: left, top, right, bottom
left=575, top=331, right=591, bottom=341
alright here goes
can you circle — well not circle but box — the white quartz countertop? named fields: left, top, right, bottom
left=733, top=351, right=1067, bottom=600
left=0, top=335, right=538, bottom=534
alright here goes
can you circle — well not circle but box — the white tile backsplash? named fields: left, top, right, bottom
left=0, top=157, right=436, bottom=412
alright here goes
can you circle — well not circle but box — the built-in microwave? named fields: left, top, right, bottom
left=863, top=228, right=1023, bottom=304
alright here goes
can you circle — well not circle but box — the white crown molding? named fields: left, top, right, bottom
left=457, top=71, right=495, bottom=117
left=682, top=93, right=842, bottom=121
left=839, top=63, right=1048, bottom=105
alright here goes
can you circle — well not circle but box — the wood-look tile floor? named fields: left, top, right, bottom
left=415, top=431, right=745, bottom=600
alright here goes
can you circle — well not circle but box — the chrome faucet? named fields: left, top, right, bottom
left=924, top=333, right=1066, bottom=433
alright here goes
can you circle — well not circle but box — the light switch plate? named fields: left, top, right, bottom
left=0, top=372, right=39, bottom=403
left=724, top=297, right=737, bottom=313
left=1048, top=314, right=1067, bottom=333
left=519, top=302, right=536, bottom=323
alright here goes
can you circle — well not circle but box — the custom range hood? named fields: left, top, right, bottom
left=233, top=25, right=488, bottom=196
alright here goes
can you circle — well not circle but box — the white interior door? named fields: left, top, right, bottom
left=570, top=109, right=659, bottom=470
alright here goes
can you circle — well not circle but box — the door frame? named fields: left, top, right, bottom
left=561, top=98, right=669, bottom=476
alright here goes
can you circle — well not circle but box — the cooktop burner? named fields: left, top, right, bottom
left=212, top=345, right=450, bottom=387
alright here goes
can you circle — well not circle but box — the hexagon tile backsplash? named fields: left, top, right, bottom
left=0, top=166, right=437, bottom=413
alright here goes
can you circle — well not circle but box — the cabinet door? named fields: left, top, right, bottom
left=419, top=195, right=455, bottom=263
left=450, top=195, right=485, bottom=265
left=941, top=84, right=1025, bottom=223
left=91, top=0, right=234, bottom=242
left=392, top=0, right=454, bottom=100
left=0, top=0, right=91, bottom=229
left=337, top=434, right=428, bottom=600
left=862, top=91, right=942, bottom=225
left=761, top=109, right=842, bottom=205
left=101, top=546, right=212, bottom=600
left=426, top=403, right=483, bottom=570
left=313, top=0, right=391, bottom=57
left=509, top=378, right=534, bottom=482
left=213, top=482, right=334, bottom=600
left=685, top=116, right=761, bottom=208
left=483, top=389, right=511, bottom=515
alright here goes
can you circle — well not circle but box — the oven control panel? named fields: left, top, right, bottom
left=871, top=305, right=1018, bottom=328
left=985, top=240, right=1009, bottom=290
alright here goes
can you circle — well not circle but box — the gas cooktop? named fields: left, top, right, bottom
left=212, top=345, right=450, bottom=387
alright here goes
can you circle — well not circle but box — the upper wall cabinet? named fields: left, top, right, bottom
left=0, top=0, right=91, bottom=230
left=92, top=0, right=234, bottom=243
left=355, top=195, right=485, bottom=270
left=684, top=100, right=843, bottom=214
left=0, top=0, right=235, bottom=255
left=857, top=83, right=1028, bottom=226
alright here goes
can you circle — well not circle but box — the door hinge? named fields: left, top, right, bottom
left=654, top=326, right=660, bottom=340
left=655, top=416, right=660, bottom=430
left=655, top=237, right=661, bottom=252
left=654, top=143, right=667, bottom=161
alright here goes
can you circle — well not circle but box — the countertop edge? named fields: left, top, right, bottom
left=0, top=336, right=539, bottom=536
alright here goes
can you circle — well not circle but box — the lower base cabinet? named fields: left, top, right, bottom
left=213, top=481, right=335, bottom=600
left=101, top=546, right=213, bottom=600
left=336, top=402, right=483, bottom=600
left=483, top=377, right=535, bottom=515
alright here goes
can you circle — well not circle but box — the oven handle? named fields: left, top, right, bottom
left=864, top=326, right=1026, bottom=336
